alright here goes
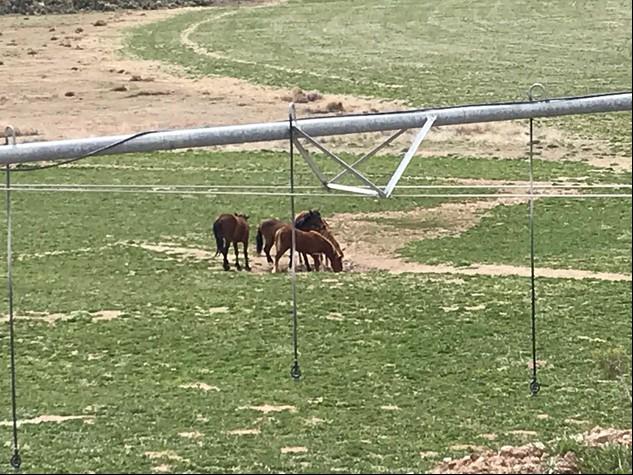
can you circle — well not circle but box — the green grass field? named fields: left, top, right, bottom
left=126, top=0, right=632, bottom=155
left=0, top=0, right=631, bottom=472
left=400, top=198, right=632, bottom=273
left=1, top=151, right=631, bottom=473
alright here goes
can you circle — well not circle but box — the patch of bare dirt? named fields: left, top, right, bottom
left=420, top=451, right=440, bottom=459
left=227, top=428, right=261, bottom=435
left=178, top=431, right=204, bottom=439
left=1, top=5, right=627, bottom=171
left=2, top=309, right=125, bottom=324
left=144, top=451, right=189, bottom=464
left=433, top=443, right=578, bottom=474
left=574, top=426, right=632, bottom=447
left=328, top=198, right=517, bottom=274
left=178, top=382, right=220, bottom=392
left=15, top=244, right=116, bottom=261
left=128, top=242, right=215, bottom=261
left=126, top=240, right=274, bottom=273
left=208, top=306, right=229, bottom=314
left=92, top=310, right=124, bottom=321
left=435, top=426, right=632, bottom=474
left=151, top=465, right=172, bottom=474
left=239, top=404, right=297, bottom=414
left=280, top=446, right=308, bottom=454
left=0, top=415, right=95, bottom=426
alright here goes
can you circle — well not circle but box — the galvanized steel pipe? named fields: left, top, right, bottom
left=0, top=92, right=630, bottom=165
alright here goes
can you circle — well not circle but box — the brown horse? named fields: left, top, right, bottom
left=294, top=210, right=323, bottom=271
left=296, top=213, right=344, bottom=270
left=213, top=213, right=250, bottom=271
left=316, top=224, right=344, bottom=269
left=273, top=224, right=343, bottom=273
left=256, top=210, right=326, bottom=270
left=255, top=218, right=285, bottom=264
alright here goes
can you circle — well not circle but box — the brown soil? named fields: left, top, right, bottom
left=434, top=426, right=632, bottom=474
left=0, top=414, right=95, bottom=426
left=432, top=443, right=579, bottom=474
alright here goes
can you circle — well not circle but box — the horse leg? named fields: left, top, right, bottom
left=222, top=242, right=230, bottom=271
left=302, top=253, right=311, bottom=272
left=243, top=241, right=251, bottom=271
left=313, top=254, right=321, bottom=271
left=274, top=249, right=285, bottom=273
left=233, top=242, right=242, bottom=270
left=264, top=241, right=274, bottom=264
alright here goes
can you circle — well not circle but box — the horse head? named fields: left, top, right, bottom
left=330, top=253, right=343, bottom=272
left=295, top=209, right=325, bottom=230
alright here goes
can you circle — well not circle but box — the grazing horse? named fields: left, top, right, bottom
left=213, top=213, right=251, bottom=271
left=296, top=214, right=344, bottom=270
left=256, top=210, right=326, bottom=270
left=294, top=209, right=330, bottom=270
left=316, top=224, right=344, bottom=269
left=273, top=225, right=343, bottom=273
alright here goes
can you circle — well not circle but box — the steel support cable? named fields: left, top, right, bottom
left=3, top=128, right=21, bottom=470
left=288, top=106, right=301, bottom=381
left=528, top=84, right=543, bottom=396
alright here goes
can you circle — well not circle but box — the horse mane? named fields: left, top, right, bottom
left=311, top=230, right=340, bottom=258
left=296, top=209, right=324, bottom=229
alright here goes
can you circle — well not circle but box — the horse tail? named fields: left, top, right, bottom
left=213, top=220, right=224, bottom=256
left=274, top=227, right=284, bottom=253
left=256, top=227, right=264, bottom=255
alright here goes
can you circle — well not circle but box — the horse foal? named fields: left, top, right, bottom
left=273, top=225, right=343, bottom=273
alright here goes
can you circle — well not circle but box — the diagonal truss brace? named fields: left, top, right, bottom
left=383, top=114, right=436, bottom=197
left=289, top=104, right=436, bottom=198
left=292, top=126, right=386, bottom=197
left=329, top=128, right=408, bottom=184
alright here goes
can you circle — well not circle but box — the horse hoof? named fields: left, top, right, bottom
left=245, top=266, right=251, bottom=272
left=223, top=264, right=230, bottom=271
left=236, top=265, right=242, bottom=271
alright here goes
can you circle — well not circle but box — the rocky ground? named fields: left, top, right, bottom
left=0, top=0, right=246, bottom=15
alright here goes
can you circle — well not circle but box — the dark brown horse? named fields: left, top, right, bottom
left=273, top=224, right=343, bottom=273
left=294, top=209, right=324, bottom=228
left=213, top=213, right=250, bottom=271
